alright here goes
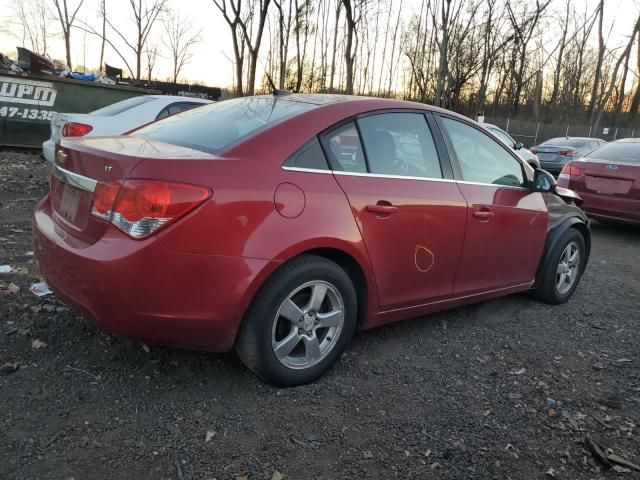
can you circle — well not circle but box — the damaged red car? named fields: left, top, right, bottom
left=33, top=95, right=591, bottom=386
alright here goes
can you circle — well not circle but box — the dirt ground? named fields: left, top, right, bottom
left=1, top=150, right=639, bottom=480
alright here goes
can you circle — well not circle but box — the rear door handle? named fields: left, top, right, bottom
left=366, top=203, right=398, bottom=215
left=472, top=209, right=494, bottom=221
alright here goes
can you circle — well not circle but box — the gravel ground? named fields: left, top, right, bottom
left=1, top=150, right=639, bottom=480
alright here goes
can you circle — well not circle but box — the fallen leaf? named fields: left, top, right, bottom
left=424, top=448, right=432, bottom=457
left=235, top=476, right=248, bottom=480
left=363, top=450, right=374, bottom=459
left=141, top=343, right=151, bottom=353
left=205, top=429, right=216, bottom=443
left=271, top=470, right=283, bottom=480
left=545, top=467, right=556, bottom=477
left=510, top=367, right=526, bottom=375
left=0, top=362, right=21, bottom=375
left=7, top=283, right=20, bottom=294
left=32, top=339, right=47, bottom=349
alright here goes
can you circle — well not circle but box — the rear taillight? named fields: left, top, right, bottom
left=91, top=180, right=211, bottom=239
left=558, top=150, right=577, bottom=156
left=558, top=163, right=582, bottom=182
left=62, top=122, right=93, bottom=137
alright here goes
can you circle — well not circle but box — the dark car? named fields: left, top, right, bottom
left=557, top=138, right=640, bottom=225
left=532, top=137, right=607, bottom=175
left=33, top=94, right=591, bottom=386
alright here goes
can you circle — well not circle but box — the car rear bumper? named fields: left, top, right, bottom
left=42, top=139, right=55, bottom=163
left=579, top=192, right=640, bottom=225
left=32, top=196, right=273, bottom=351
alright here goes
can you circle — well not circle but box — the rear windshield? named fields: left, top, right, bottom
left=584, top=142, right=640, bottom=163
left=132, top=97, right=315, bottom=154
left=90, top=96, right=155, bottom=116
left=542, top=138, right=589, bottom=147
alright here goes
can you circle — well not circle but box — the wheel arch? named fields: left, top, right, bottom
left=231, top=240, right=377, bottom=346
left=534, top=215, right=591, bottom=288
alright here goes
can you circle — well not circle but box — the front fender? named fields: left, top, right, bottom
left=534, top=214, right=591, bottom=288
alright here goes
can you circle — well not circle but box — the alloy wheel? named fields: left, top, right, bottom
left=556, top=241, right=580, bottom=295
left=271, top=280, right=345, bottom=370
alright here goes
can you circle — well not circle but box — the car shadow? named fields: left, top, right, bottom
left=590, top=219, right=640, bottom=237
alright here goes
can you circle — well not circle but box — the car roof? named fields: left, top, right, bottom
left=244, top=93, right=471, bottom=119
left=146, top=94, right=212, bottom=103
left=614, top=137, right=640, bottom=143
left=543, top=137, right=595, bottom=142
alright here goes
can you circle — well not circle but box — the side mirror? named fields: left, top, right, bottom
left=532, top=168, right=556, bottom=193
left=514, top=142, right=524, bottom=150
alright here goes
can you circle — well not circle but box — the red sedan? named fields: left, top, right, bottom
left=557, top=138, right=640, bottom=225
left=33, top=95, right=590, bottom=386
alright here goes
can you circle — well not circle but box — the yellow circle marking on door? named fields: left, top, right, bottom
left=414, top=245, right=435, bottom=273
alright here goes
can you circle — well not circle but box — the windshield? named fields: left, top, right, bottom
left=133, top=97, right=316, bottom=154
left=489, top=127, right=515, bottom=147
left=584, top=142, right=640, bottom=163
left=90, top=96, right=155, bottom=116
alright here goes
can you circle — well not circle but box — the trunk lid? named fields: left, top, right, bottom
left=535, top=145, right=572, bottom=164
left=50, top=136, right=216, bottom=243
left=568, top=159, right=640, bottom=220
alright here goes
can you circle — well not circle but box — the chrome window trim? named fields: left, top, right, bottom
left=52, top=164, right=97, bottom=193
left=282, top=166, right=333, bottom=174
left=456, top=180, right=529, bottom=191
left=332, top=170, right=452, bottom=182
left=282, top=166, right=530, bottom=190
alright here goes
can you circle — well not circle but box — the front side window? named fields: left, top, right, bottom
left=357, top=113, right=442, bottom=179
left=441, top=117, right=525, bottom=188
left=322, top=122, right=367, bottom=173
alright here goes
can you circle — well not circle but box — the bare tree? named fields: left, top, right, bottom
left=144, top=43, right=160, bottom=82
left=52, top=0, right=85, bottom=69
left=212, top=0, right=247, bottom=96
left=98, top=0, right=107, bottom=71
left=587, top=0, right=605, bottom=116
left=162, top=9, right=201, bottom=83
left=102, top=0, right=167, bottom=80
left=9, top=0, right=51, bottom=55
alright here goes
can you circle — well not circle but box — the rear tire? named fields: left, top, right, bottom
left=535, top=228, right=587, bottom=304
left=236, top=254, right=357, bottom=387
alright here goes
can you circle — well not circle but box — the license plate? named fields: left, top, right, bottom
left=585, top=176, right=632, bottom=195
left=538, top=153, right=556, bottom=161
left=56, top=184, right=82, bottom=223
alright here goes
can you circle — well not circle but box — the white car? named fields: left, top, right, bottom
left=42, top=95, right=212, bottom=163
left=482, top=122, right=540, bottom=169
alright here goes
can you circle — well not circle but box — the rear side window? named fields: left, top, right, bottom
left=90, top=96, right=155, bottom=116
left=133, top=97, right=315, bottom=154
left=584, top=142, right=640, bottom=163
left=283, top=137, right=329, bottom=170
left=322, top=122, right=367, bottom=173
left=441, top=117, right=525, bottom=188
left=357, top=113, right=442, bottom=179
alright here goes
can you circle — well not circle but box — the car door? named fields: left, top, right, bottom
left=436, top=115, right=548, bottom=295
left=322, top=112, right=468, bottom=311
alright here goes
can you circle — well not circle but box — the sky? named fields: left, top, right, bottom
left=0, top=0, right=638, bottom=90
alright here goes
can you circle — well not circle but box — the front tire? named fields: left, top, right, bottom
left=236, top=255, right=357, bottom=387
left=535, top=228, right=587, bottom=304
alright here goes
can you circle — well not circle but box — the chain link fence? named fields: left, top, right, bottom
left=483, top=117, right=637, bottom=148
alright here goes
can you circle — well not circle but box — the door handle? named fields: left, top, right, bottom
left=366, top=203, right=398, bottom=215
left=472, top=209, right=494, bottom=221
